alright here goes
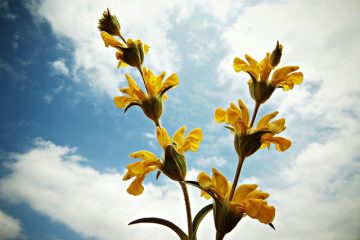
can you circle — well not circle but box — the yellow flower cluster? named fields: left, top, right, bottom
left=98, top=9, right=303, bottom=240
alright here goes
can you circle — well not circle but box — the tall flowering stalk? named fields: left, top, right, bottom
left=98, top=9, right=303, bottom=240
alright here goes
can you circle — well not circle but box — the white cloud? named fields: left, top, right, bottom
left=0, top=139, right=212, bottom=240
left=0, top=209, right=23, bottom=240
left=196, top=156, right=226, bottom=167
left=51, top=59, right=69, bottom=76
left=26, top=0, right=188, bottom=97
left=1, top=129, right=359, bottom=240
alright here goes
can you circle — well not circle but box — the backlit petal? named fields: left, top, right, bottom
left=233, top=57, right=249, bottom=72
left=243, top=199, right=275, bottom=224
left=198, top=171, right=213, bottom=190
left=233, top=184, right=258, bottom=202
left=272, top=66, right=299, bottom=81
left=114, top=96, right=132, bottom=109
left=214, top=108, right=226, bottom=123
left=256, top=111, right=279, bottom=130
left=156, top=127, right=172, bottom=149
left=144, top=44, right=150, bottom=54
left=127, top=176, right=145, bottom=196
left=238, top=99, right=249, bottom=125
left=160, top=73, right=179, bottom=94
left=100, top=31, right=124, bottom=48
left=246, top=190, right=269, bottom=200
left=129, top=150, right=159, bottom=161
left=212, top=168, right=228, bottom=198
left=173, top=125, right=186, bottom=148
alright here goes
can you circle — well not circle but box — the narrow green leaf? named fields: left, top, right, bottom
left=129, top=217, right=189, bottom=240
left=184, top=181, right=216, bottom=199
left=191, top=204, right=213, bottom=240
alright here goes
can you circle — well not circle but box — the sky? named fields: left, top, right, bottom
left=0, top=0, right=359, bottom=239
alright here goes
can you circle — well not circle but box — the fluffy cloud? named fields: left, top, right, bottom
left=0, top=209, right=23, bottom=240
left=50, top=59, right=69, bottom=76
left=26, top=0, right=180, bottom=97
left=1, top=131, right=359, bottom=240
left=0, top=139, right=213, bottom=240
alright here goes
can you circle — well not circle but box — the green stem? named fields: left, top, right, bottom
left=228, top=154, right=246, bottom=201
left=249, top=101, right=261, bottom=128
left=180, top=181, right=193, bottom=237
left=117, top=32, right=127, bottom=45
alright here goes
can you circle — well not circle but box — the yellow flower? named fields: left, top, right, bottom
left=156, top=126, right=203, bottom=181
left=156, top=125, right=203, bottom=154
left=123, top=150, right=162, bottom=196
left=233, top=42, right=303, bottom=103
left=113, top=67, right=179, bottom=126
left=123, top=126, right=203, bottom=195
left=198, top=168, right=275, bottom=237
left=214, top=99, right=291, bottom=157
left=101, top=31, right=150, bottom=69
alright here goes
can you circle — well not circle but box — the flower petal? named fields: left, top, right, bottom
left=160, top=73, right=179, bottom=95
left=256, top=111, right=279, bottom=130
left=127, top=176, right=145, bottom=196
left=238, top=99, right=249, bottom=126
left=100, top=31, right=124, bottom=48
left=261, top=135, right=291, bottom=152
left=233, top=184, right=258, bottom=202
left=233, top=57, right=249, bottom=72
left=272, top=66, right=299, bottom=80
left=156, top=127, right=172, bottom=149
left=243, top=199, right=275, bottom=224
left=125, top=74, right=146, bottom=101
left=288, top=72, right=303, bottom=84
left=173, top=125, right=186, bottom=148
left=214, top=108, right=226, bottom=123
left=198, top=171, right=213, bottom=189
left=212, top=168, right=229, bottom=199
left=144, top=44, right=150, bottom=54
left=266, top=118, right=286, bottom=134
left=129, top=150, right=159, bottom=161
left=114, top=96, right=132, bottom=109
left=246, top=190, right=270, bottom=200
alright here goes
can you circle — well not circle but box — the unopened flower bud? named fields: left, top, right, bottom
left=270, top=41, right=283, bottom=67
left=98, top=9, right=121, bottom=37
left=161, top=144, right=187, bottom=181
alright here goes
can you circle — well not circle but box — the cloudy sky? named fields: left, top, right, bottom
left=0, top=0, right=359, bottom=239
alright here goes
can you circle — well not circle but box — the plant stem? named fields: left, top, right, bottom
left=228, top=154, right=245, bottom=201
left=180, top=181, right=193, bottom=237
left=137, top=66, right=149, bottom=93
left=249, top=101, right=261, bottom=128
left=117, top=33, right=127, bottom=45
left=216, top=231, right=225, bottom=240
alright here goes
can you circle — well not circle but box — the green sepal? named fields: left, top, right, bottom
left=269, top=222, right=276, bottom=230
left=129, top=217, right=189, bottom=240
left=191, top=204, right=213, bottom=240
left=124, top=102, right=141, bottom=113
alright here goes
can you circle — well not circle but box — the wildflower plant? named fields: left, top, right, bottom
left=98, top=9, right=303, bottom=240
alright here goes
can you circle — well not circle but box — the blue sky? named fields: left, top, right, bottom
left=0, top=0, right=359, bottom=239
